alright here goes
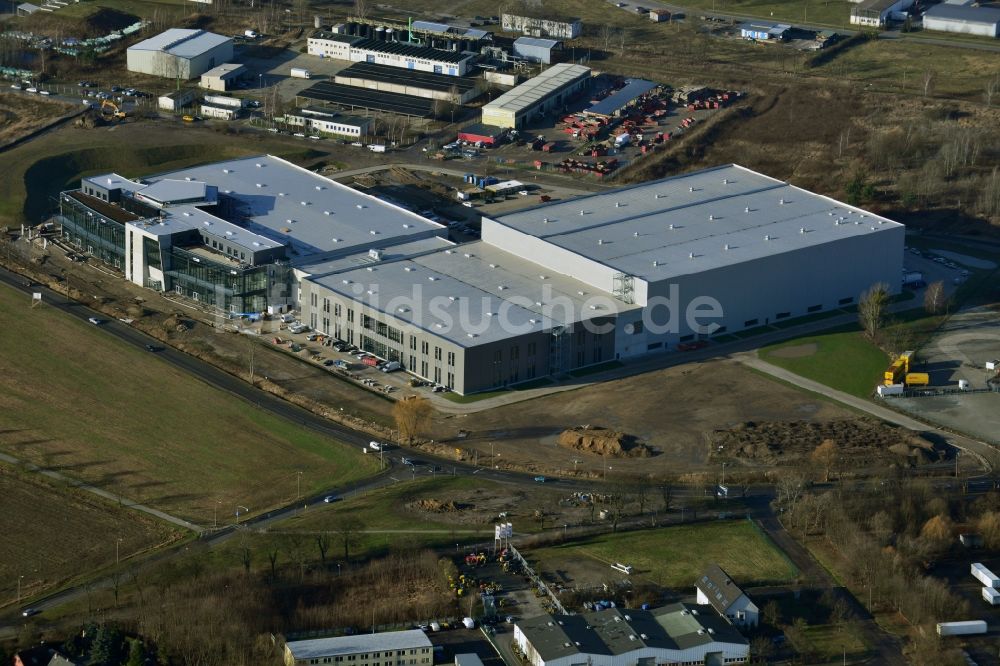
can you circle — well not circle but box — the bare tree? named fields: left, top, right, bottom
left=985, top=74, right=999, bottom=107
left=334, top=516, right=363, bottom=561
left=659, top=481, right=674, bottom=513
left=267, top=549, right=279, bottom=581
left=618, top=28, right=628, bottom=57
left=922, top=70, right=936, bottom=98
left=393, top=397, right=433, bottom=443
left=599, top=24, right=615, bottom=51
left=353, top=0, right=371, bottom=20
left=316, top=534, right=330, bottom=566
left=811, top=439, right=838, bottom=483
left=858, top=282, right=890, bottom=342
left=924, top=280, right=946, bottom=315
left=241, top=546, right=252, bottom=574
left=775, top=469, right=808, bottom=509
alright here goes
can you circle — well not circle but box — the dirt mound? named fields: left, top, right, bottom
left=408, top=498, right=463, bottom=512
left=710, top=419, right=944, bottom=468
left=85, top=8, right=140, bottom=33
left=558, top=426, right=653, bottom=458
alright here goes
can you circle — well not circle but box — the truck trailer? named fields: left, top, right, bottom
left=972, top=562, right=999, bottom=588
left=983, top=587, right=1000, bottom=606
left=937, top=620, right=988, bottom=637
left=290, top=67, right=311, bottom=79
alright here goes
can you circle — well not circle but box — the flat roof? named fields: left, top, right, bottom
left=853, top=0, right=907, bottom=13
left=310, top=30, right=362, bottom=44
left=147, top=155, right=443, bottom=259
left=289, top=109, right=371, bottom=126
left=924, top=3, right=1000, bottom=23
left=201, top=63, right=246, bottom=79
left=518, top=605, right=747, bottom=660
left=310, top=240, right=637, bottom=347
left=286, top=630, right=431, bottom=659
left=503, top=12, right=582, bottom=24
left=136, top=179, right=211, bottom=205
left=128, top=28, right=230, bottom=58
left=411, top=20, right=490, bottom=40
left=514, top=36, right=561, bottom=49
left=295, top=236, right=455, bottom=277
left=483, top=63, right=591, bottom=115
left=585, top=78, right=658, bottom=116
left=336, top=62, right=480, bottom=93
left=299, top=81, right=436, bottom=117
left=66, top=191, right=141, bottom=224
left=458, top=122, right=506, bottom=138
left=493, top=164, right=904, bottom=282
left=318, top=35, right=475, bottom=64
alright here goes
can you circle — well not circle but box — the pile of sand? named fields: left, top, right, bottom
left=407, top=498, right=462, bottom=513
left=557, top=426, right=653, bottom=458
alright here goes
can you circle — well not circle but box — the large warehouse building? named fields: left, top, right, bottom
left=59, top=161, right=903, bottom=394
left=849, top=0, right=914, bottom=26
left=334, top=62, right=482, bottom=104
left=501, top=13, right=582, bottom=39
left=126, top=28, right=233, bottom=79
left=922, top=3, right=1000, bottom=37
left=481, top=63, right=591, bottom=129
left=514, top=605, right=749, bottom=666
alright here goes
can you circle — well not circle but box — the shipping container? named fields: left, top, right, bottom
left=983, top=587, right=1000, bottom=606
left=972, top=563, right=1000, bottom=588
left=937, top=621, right=987, bottom=636
left=290, top=67, right=311, bottom=79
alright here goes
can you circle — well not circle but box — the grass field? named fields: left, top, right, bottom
left=0, top=94, right=76, bottom=147
left=760, top=325, right=889, bottom=397
left=529, top=520, right=798, bottom=588
left=0, top=283, right=378, bottom=523
left=672, top=0, right=853, bottom=28
left=0, top=462, right=184, bottom=606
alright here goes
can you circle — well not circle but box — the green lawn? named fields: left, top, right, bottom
left=759, top=325, right=888, bottom=397
left=529, top=520, right=798, bottom=588
left=801, top=624, right=870, bottom=662
left=0, top=283, right=378, bottom=524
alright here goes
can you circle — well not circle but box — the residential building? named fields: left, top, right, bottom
left=282, top=108, right=372, bottom=137
left=14, top=646, right=80, bottom=666
left=514, top=605, right=749, bottom=666
left=283, top=630, right=433, bottom=666
left=127, top=28, right=233, bottom=79
left=695, top=564, right=760, bottom=627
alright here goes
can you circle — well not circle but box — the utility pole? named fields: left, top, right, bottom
left=296, top=470, right=302, bottom=501
left=491, top=442, right=495, bottom=468
left=721, top=462, right=728, bottom=487
left=17, top=575, right=24, bottom=605
left=116, top=537, right=123, bottom=565
left=955, top=451, right=960, bottom=478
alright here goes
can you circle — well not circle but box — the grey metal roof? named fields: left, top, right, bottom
left=128, top=29, right=231, bottom=58
left=852, top=0, right=908, bottom=13
left=517, top=605, right=747, bottom=661
left=285, top=630, right=431, bottom=659
left=514, top=36, right=561, bottom=49
left=310, top=240, right=637, bottom=347
left=924, top=3, right=1000, bottom=24
left=201, top=63, right=246, bottom=79
left=492, top=164, right=904, bottom=282
left=148, top=155, right=444, bottom=260
left=411, top=20, right=490, bottom=40
left=696, top=564, right=747, bottom=615
left=295, top=236, right=455, bottom=278
left=585, top=78, right=658, bottom=116
left=82, top=173, right=145, bottom=193
left=483, top=63, right=591, bottom=114
left=135, top=179, right=210, bottom=204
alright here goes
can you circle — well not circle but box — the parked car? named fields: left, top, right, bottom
left=88, top=317, right=104, bottom=325
left=381, top=361, right=402, bottom=373
left=323, top=495, right=338, bottom=503
left=21, top=608, right=40, bottom=617
left=534, top=476, right=547, bottom=483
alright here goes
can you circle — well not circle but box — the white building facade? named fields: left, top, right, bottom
left=127, top=29, right=233, bottom=79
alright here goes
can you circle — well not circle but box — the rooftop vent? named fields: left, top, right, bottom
left=486, top=312, right=494, bottom=317
left=640, top=633, right=648, bottom=640
left=615, top=201, right=621, bottom=208
left=655, top=193, right=663, bottom=199
left=467, top=333, right=477, bottom=338
left=226, top=231, right=234, bottom=237
left=184, top=176, right=192, bottom=181
left=744, top=206, right=750, bottom=213
left=356, top=204, right=365, bottom=209
left=255, top=163, right=263, bottom=168
left=315, top=185, right=323, bottom=191
left=223, top=169, right=231, bottom=174
left=301, top=201, right=308, bottom=206
left=278, top=192, right=286, bottom=197
left=708, top=214, right=714, bottom=221
left=722, top=178, right=728, bottom=184
left=652, top=260, right=659, bottom=267
left=597, top=239, right=604, bottom=245
left=331, top=237, right=340, bottom=243
left=689, top=186, right=695, bottom=192
left=449, top=296, right=457, bottom=301
left=577, top=291, right=585, bottom=296
left=498, top=286, right=506, bottom=291
left=779, top=198, right=785, bottom=205
left=828, top=211, right=835, bottom=216
left=323, top=211, right=332, bottom=216
left=580, top=210, right=586, bottom=216
left=669, top=224, right=675, bottom=230
left=535, top=301, right=542, bottom=307
left=529, top=318, right=538, bottom=324
left=402, top=224, right=411, bottom=229
left=286, top=219, right=294, bottom=224
left=342, top=279, right=351, bottom=284
left=800, top=227, right=806, bottom=234
left=404, top=267, right=413, bottom=272
left=698, top=629, right=706, bottom=636
left=256, top=183, right=263, bottom=188
left=445, top=250, right=454, bottom=254
left=629, top=635, right=636, bottom=641
left=542, top=217, right=549, bottom=224
left=589, top=305, right=599, bottom=310
left=724, top=244, right=730, bottom=250
left=489, top=263, right=497, bottom=268
left=764, top=234, right=771, bottom=241
left=428, top=276, right=438, bottom=281
left=539, top=275, right=547, bottom=280
left=398, top=306, right=409, bottom=313
left=183, top=212, right=192, bottom=217
left=464, top=253, right=472, bottom=258
left=689, top=252, right=695, bottom=259
left=370, top=230, right=378, bottom=235
left=708, top=628, right=715, bottom=634
left=252, top=241, right=260, bottom=247
left=435, top=323, right=443, bottom=328
left=614, top=617, right=621, bottom=623
left=366, top=288, right=374, bottom=294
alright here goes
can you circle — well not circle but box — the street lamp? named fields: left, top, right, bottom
left=491, top=442, right=495, bottom=468
left=214, top=499, right=222, bottom=529
left=296, top=470, right=303, bottom=501
left=235, top=505, right=249, bottom=525
left=116, top=537, right=123, bottom=565
left=721, top=462, right=728, bottom=487
left=336, top=563, right=341, bottom=576
left=17, top=575, right=24, bottom=605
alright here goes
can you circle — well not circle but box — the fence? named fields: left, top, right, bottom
left=507, top=543, right=568, bottom=615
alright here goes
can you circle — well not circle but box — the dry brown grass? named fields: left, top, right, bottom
left=0, top=93, right=75, bottom=146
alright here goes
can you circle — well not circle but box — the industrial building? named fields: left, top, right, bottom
left=126, top=28, right=233, bottom=79
left=695, top=565, right=760, bottom=627
left=298, top=80, right=438, bottom=117
left=199, top=63, right=248, bottom=91
left=481, top=63, right=591, bottom=129
left=58, top=155, right=445, bottom=313
left=199, top=102, right=239, bottom=120
left=849, top=0, right=914, bottom=26
left=296, top=164, right=903, bottom=394
left=922, top=3, right=1000, bottom=37
left=501, top=13, right=582, bottom=39
left=334, top=62, right=482, bottom=104
left=306, top=29, right=477, bottom=76
left=410, top=20, right=492, bottom=42
left=283, top=630, right=433, bottom=666
left=513, top=36, right=562, bottom=64
left=457, top=122, right=506, bottom=146
left=514, top=605, right=749, bottom=666
left=739, top=21, right=791, bottom=40
left=584, top=78, right=660, bottom=118
left=59, top=159, right=903, bottom=394
left=282, top=108, right=372, bottom=137
left=157, top=88, right=198, bottom=112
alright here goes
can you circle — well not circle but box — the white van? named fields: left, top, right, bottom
left=369, top=441, right=382, bottom=451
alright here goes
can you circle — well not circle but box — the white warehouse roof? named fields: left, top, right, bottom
left=923, top=3, right=1000, bottom=25
left=493, top=164, right=905, bottom=282
left=483, top=63, right=590, bottom=114
left=129, top=28, right=231, bottom=58
left=286, top=630, right=431, bottom=660
left=310, top=239, right=638, bottom=346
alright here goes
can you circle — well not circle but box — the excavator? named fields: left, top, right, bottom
left=100, top=99, right=127, bottom=121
